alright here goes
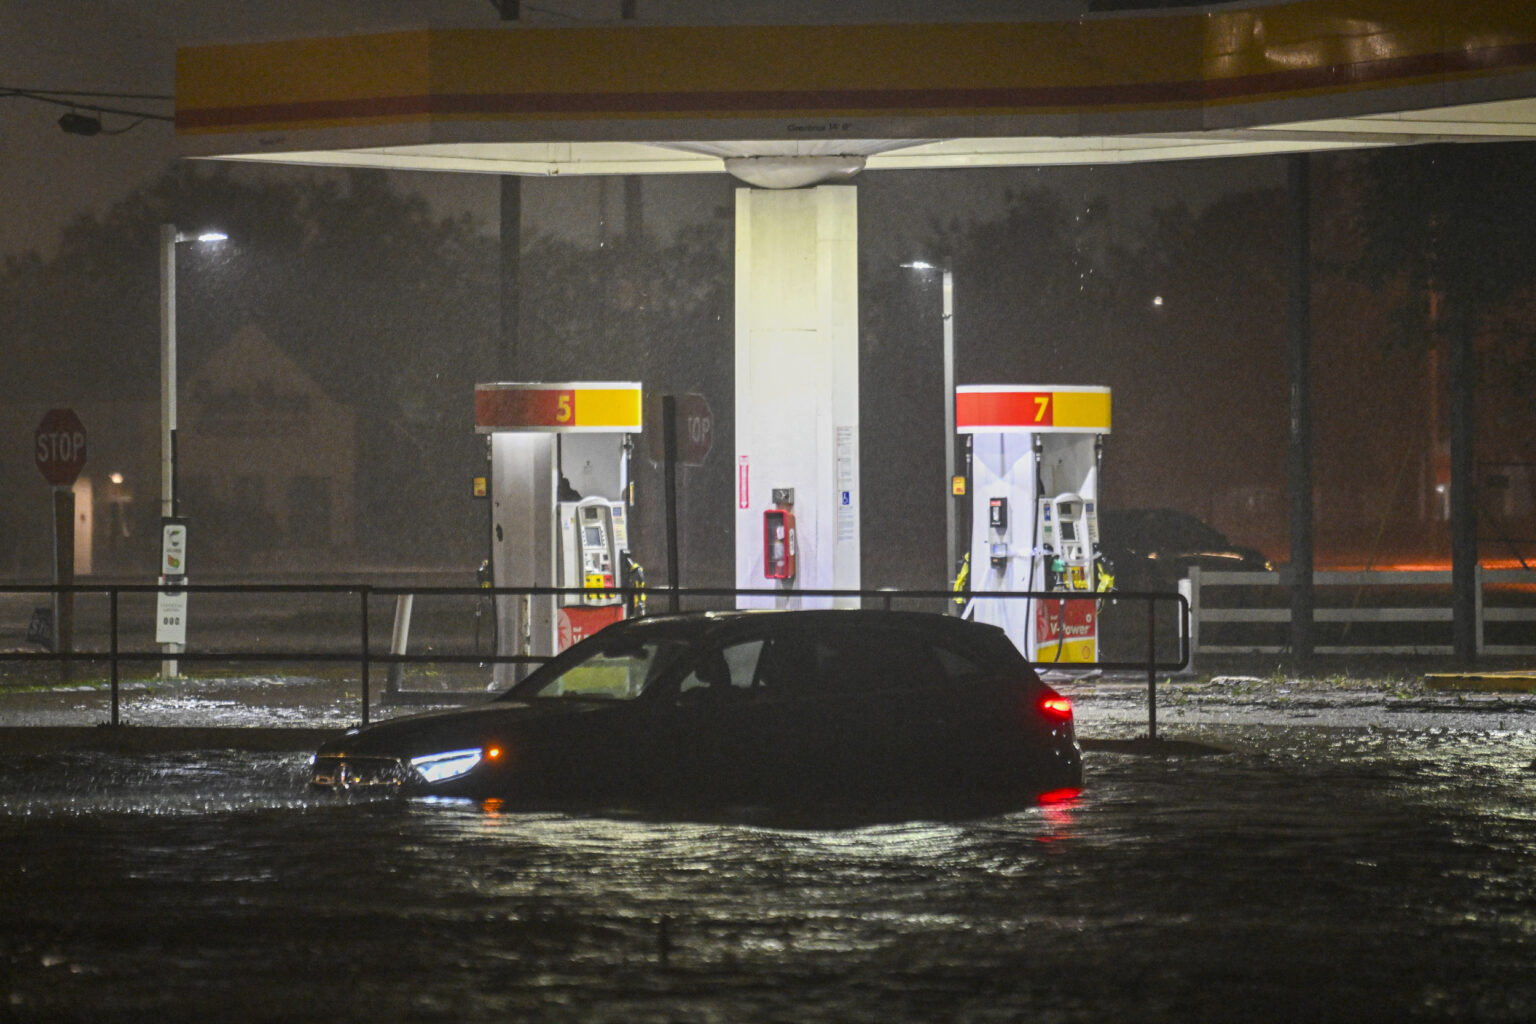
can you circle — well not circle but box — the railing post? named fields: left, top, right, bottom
left=109, top=587, right=120, bottom=727
left=1146, top=595, right=1158, bottom=742
left=1475, top=563, right=1485, bottom=657
left=359, top=587, right=371, bottom=728
left=387, top=593, right=414, bottom=695
left=1179, top=590, right=1192, bottom=672
left=1185, top=566, right=1201, bottom=665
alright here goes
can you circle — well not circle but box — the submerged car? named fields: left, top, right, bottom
left=311, top=609, right=1082, bottom=818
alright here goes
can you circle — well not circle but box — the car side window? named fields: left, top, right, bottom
left=677, top=639, right=764, bottom=700
left=931, top=643, right=990, bottom=682
left=809, top=630, right=947, bottom=694
left=752, top=634, right=820, bottom=697
left=734, top=628, right=989, bottom=698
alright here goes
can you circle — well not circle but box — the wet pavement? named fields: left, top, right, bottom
left=4, top=661, right=1533, bottom=737
left=2, top=667, right=1535, bottom=1021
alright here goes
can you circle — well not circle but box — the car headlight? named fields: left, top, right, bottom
left=409, top=748, right=484, bottom=783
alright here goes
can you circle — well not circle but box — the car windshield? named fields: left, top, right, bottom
left=1106, top=510, right=1230, bottom=551
left=506, top=636, right=687, bottom=701
left=1162, top=514, right=1229, bottom=549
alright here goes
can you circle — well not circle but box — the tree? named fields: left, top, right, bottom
left=0, top=163, right=500, bottom=574
left=1350, top=141, right=1536, bottom=658
left=857, top=181, right=1138, bottom=587
left=515, top=213, right=736, bottom=585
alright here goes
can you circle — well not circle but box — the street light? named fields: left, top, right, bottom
left=901, top=260, right=958, bottom=599
left=159, top=224, right=226, bottom=677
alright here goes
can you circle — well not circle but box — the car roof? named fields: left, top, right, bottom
left=612, top=608, right=1011, bottom=644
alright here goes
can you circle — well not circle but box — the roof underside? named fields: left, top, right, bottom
left=176, top=1, right=1536, bottom=176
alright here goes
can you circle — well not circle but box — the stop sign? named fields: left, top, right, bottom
left=34, top=408, right=88, bottom=487
left=646, top=393, right=714, bottom=467
left=674, top=393, right=713, bottom=466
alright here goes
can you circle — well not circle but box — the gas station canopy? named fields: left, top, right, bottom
left=176, top=1, right=1536, bottom=180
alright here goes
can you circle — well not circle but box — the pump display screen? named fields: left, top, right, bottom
left=585, top=527, right=604, bottom=548
left=1060, top=520, right=1077, bottom=542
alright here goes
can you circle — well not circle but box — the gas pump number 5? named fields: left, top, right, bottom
left=556, top=393, right=573, bottom=423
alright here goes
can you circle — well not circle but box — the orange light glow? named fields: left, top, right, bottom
left=1313, top=558, right=1536, bottom=593
left=1318, top=558, right=1530, bottom=573
left=485, top=746, right=502, bottom=760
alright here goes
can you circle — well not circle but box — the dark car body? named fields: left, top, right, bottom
left=1099, top=508, right=1271, bottom=592
left=312, top=610, right=1082, bottom=820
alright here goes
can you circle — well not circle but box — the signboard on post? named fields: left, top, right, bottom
left=156, top=518, right=189, bottom=646
left=155, top=585, right=188, bottom=646
left=160, top=519, right=188, bottom=576
left=646, top=392, right=713, bottom=466
left=35, top=409, right=86, bottom=679
left=676, top=393, right=713, bottom=466
left=35, top=408, right=87, bottom=487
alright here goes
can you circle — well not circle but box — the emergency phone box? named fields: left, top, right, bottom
left=763, top=508, right=796, bottom=580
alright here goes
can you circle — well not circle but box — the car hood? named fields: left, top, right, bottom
left=316, top=700, right=612, bottom=759
left=1187, top=545, right=1269, bottom=569
left=1108, top=544, right=1268, bottom=568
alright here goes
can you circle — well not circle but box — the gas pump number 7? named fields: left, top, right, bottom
left=1033, top=395, right=1051, bottom=422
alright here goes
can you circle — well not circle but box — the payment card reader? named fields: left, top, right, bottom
left=1039, top=493, right=1098, bottom=591
left=559, top=497, right=625, bottom=606
left=988, top=496, right=1010, bottom=570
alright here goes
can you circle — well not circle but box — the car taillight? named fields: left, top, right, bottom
left=1037, top=689, right=1073, bottom=721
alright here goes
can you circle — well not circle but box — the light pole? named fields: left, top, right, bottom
left=159, top=224, right=226, bottom=678
left=902, top=261, right=958, bottom=596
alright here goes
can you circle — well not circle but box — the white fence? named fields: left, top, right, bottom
left=1182, top=566, right=1536, bottom=660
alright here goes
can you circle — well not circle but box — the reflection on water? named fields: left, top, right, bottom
left=2, top=727, right=1535, bottom=1022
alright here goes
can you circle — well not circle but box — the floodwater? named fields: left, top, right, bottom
left=3, top=687, right=1536, bottom=1022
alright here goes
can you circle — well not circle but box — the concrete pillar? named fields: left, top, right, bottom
left=734, top=186, right=860, bottom=607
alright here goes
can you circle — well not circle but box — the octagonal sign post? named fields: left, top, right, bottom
left=645, top=392, right=714, bottom=467
left=674, top=392, right=713, bottom=467
left=34, top=408, right=87, bottom=679
left=35, top=408, right=87, bottom=487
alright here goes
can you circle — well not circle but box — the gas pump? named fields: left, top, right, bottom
left=475, top=382, right=643, bottom=684
left=956, top=385, right=1111, bottom=665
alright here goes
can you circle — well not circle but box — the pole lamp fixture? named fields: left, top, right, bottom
left=158, top=224, right=227, bottom=677
left=57, top=112, right=103, bottom=136
left=901, top=261, right=958, bottom=597
left=159, top=225, right=227, bottom=520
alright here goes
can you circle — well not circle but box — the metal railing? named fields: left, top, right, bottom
left=2, top=583, right=1190, bottom=738
left=1183, top=565, right=1536, bottom=661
